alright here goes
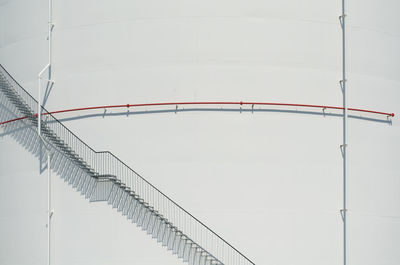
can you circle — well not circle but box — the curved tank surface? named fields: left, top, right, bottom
left=1, top=1, right=399, bottom=265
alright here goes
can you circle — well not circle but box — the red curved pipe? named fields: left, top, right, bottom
left=0, top=101, right=395, bottom=126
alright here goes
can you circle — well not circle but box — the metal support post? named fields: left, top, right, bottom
left=339, top=1, right=348, bottom=265
left=46, top=152, right=52, bottom=265
left=38, top=1, right=54, bottom=265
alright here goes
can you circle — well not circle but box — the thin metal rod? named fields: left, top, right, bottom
left=38, top=77, right=41, bottom=135
left=48, top=0, right=52, bottom=66
left=37, top=1, right=53, bottom=265
left=47, top=153, right=51, bottom=265
left=341, top=1, right=348, bottom=265
left=47, top=2, right=53, bottom=264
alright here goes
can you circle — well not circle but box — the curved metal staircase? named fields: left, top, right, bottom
left=0, top=64, right=254, bottom=265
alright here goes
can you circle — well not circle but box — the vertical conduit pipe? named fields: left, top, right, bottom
left=47, top=153, right=51, bottom=265
left=37, top=1, right=53, bottom=265
left=340, top=1, right=348, bottom=265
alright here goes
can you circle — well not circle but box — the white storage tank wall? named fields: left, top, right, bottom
left=0, top=1, right=399, bottom=265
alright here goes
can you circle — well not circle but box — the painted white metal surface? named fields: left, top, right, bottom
left=1, top=1, right=399, bottom=265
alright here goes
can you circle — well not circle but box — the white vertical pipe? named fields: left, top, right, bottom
left=48, top=0, right=52, bottom=66
left=47, top=153, right=51, bottom=265
left=38, top=0, right=52, bottom=136
left=38, top=77, right=41, bottom=136
left=38, top=1, right=53, bottom=265
left=47, top=2, right=52, bottom=265
left=340, top=0, right=348, bottom=265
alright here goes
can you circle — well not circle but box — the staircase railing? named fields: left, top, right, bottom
left=0, top=64, right=254, bottom=265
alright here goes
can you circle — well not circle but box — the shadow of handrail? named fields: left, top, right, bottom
left=53, top=107, right=393, bottom=125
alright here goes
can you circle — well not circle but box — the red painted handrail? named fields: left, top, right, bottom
left=0, top=101, right=395, bottom=125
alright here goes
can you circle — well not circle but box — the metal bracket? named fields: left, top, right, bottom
left=46, top=24, right=55, bottom=40
left=340, top=209, right=347, bottom=221
left=340, top=144, right=347, bottom=157
left=175, top=105, right=178, bottom=114
left=322, top=107, right=327, bottom=117
left=39, top=77, right=55, bottom=84
left=252, top=104, right=254, bottom=114
left=339, top=14, right=346, bottom=28
left=339, top=79, right=347, bottom=93
left=45, top=210, right=54, bottom=227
